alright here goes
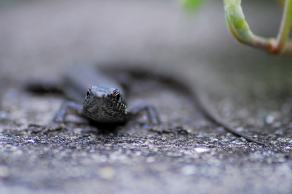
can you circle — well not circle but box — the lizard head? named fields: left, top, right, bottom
left=82, top=86, right=128, bottom=123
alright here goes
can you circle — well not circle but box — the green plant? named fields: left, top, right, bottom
left=182, top=0, right=204, bottom=11
left=184, top=0, right=292, bottom=55
left=224, top=0, right=292, bottom=55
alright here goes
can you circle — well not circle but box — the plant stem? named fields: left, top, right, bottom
left=224, top=0, right=292, bottom=55
left=273, top=0, right=292, bottom=53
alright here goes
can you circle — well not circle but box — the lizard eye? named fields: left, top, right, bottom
left=86, top=89, right=91, bottom=97
left=112, top=89, right=121, bottom=100
left=116, top=93, right=121, bottom=100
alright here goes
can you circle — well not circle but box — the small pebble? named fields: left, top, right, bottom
left=194, top=147, right=210, bottom=153
left=0, top=166, right=9, bottom=178
left=98, top=167, right=115, bottom=180
left=181, top=165, right=196, bottom=175
left=146, top=157, right=155, bottom=163
left=265, top=114, right=275, bottom=125
left=27, top=139, right=35, bottom=144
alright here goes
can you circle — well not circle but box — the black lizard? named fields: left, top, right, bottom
left=26, top=63, right=266, bottom=145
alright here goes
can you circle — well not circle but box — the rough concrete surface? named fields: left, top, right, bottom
left=0, top=1, right=292, bottom=194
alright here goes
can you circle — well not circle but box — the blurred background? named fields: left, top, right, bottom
left=1, top=0, right=292, bottom=118
left=0, top=0, right=290, bottom=77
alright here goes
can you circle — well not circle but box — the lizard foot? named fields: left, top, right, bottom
left=129, top=103, right=161, bottom=127
left=53, top=101, right=83, bottom=123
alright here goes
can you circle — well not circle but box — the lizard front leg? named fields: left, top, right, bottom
left=128, top=103, right=161, bottom=126
left=53, top=101, right=83, bottom=123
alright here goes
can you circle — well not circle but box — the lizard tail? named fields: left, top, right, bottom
left=193, top=90, right=268, bottom=146
left=98, top=62, right=268, bottom=146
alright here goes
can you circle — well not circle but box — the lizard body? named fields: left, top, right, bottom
left=27, top=62, right=265, bottom=145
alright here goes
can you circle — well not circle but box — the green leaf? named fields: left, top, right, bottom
left=182, top=0, right=204, bottom=11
